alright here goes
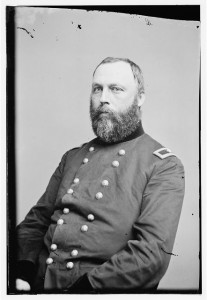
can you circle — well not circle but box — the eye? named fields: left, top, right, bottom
left=111, top=86, right=123, bottom=92
left=93, top=86, right=102, bottom=93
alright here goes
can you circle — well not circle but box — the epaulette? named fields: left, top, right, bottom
left=153, top=147, right=176, bottom=159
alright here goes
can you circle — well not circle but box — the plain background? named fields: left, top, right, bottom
left=15, top=7, right=200, bottom=290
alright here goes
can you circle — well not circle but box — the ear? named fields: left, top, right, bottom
left=137, top=93, right=145, bottom=107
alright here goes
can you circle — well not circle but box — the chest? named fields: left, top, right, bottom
left=54, top=142, right=150, bottom=230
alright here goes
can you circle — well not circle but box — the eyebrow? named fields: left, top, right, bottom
left=92, top=82, right=125, bottom=88
left=92, top=83, right=102, bottom=87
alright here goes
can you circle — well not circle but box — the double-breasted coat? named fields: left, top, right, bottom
left=16, top=125, right=185, bottom=292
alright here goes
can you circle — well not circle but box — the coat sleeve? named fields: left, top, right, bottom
left=16, top=151, right=69, bottom=264
left=87, top=156, right=185, bottom=291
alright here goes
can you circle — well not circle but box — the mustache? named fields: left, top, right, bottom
left=95, top=105, right=112, bottom=114
left=91, top=104, right=119, bottom=119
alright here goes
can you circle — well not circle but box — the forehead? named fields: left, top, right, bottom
left=93, top=61, right=136, bottom=86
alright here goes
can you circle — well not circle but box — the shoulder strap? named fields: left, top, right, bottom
left=153, top=147, right=176, bottom=159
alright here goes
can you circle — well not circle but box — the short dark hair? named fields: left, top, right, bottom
left=93, top=57, right=145, bottom=95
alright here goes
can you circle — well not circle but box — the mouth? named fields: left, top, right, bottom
left=96, top=111, right=110, bottom=121
left=99, top=111, right=109, bottom=115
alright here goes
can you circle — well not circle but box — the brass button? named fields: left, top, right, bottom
left=73, top=178, right=79, bottom=184
left=87, top=214, right=95, bottom=221
left=46, top=257, right=53, bottom=265
left=51, top=244, right=57, bottom=251
left=81, top=225, right=88, bottom=232
left=63, top=208, right=70, bottom=214
left=102, top=179, right=109, bottom=186
left=66, top=262, right=74, bottom=269
left=118, top=149, right=125, bottom=156
left=67, top=188, right=73, bottom=194
left=83, top=158, right=89, bottom=164
left=71, top=249, right=78, bottom=257
left=96, top=192, right=103, bottom=200
left=89, top=147, right=95, bottom=152
left=112, top=160, right=119, bottom=167
left=57, top=219, right=64, bottom=225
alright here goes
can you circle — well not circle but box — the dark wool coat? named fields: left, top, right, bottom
left=16, top=126, right=185, bottom=292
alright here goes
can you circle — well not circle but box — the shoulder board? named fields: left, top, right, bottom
left=153, top=147, right=176, bottom=159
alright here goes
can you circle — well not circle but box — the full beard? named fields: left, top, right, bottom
left=90, top=98, right=142, bottom=143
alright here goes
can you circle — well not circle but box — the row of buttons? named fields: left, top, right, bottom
left=82, top=159, right=123, bottom=168
left=83, top=158, right=121, bottom=167
left=58, top=145, right=126, bottom=222
left=46, top=247, right=79, bottom=269
left=66, top=179, right=109, bottom=196
left=66, top=177, right=80, bottom=195
left=46, top=257, right=75, bottom=269
left=46, top=220, right=91, bottom=269
left=94, top=148, right=125, bottom=199
left=81, top=146, right=94, bottom=165
left=65, top=147, right=125, bottom=196
left=54, top=147, right=97, bottom=266
left=81, top=148, right=125, bottom=168
left=46, top=259, right=75, bottom=270
left=57, top=213, right=95, bottom=225
left=46, top=148, right=97, bottom=269
left=46, top=146, right=126, bottom=269
left=47, top=215, right=94, bottom=269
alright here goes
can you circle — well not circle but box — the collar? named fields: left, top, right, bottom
left=94, top=121, right=145, bottom=146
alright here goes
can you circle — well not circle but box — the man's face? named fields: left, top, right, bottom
left=91, top=61, right=138, bottom=113
left=90, top=61, right=143, bottom=143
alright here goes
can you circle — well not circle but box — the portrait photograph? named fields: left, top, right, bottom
left=2, top=0, right=205, bottom=298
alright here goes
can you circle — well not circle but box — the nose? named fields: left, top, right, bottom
left=100, top=88, right=110, bottom=105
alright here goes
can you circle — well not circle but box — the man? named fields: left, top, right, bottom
left=15, top=57, right=185, bottom=293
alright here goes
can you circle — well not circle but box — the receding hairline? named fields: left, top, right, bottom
left=93, top=57, right=140, bottom=75
left=93, top=60, right=134, bottom=76
left=93, top=57, right=145, bottom=95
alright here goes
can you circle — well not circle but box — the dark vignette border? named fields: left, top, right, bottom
left=6, top=4, right=201, bottom=295
left=7, top=6, right=17, bottom=294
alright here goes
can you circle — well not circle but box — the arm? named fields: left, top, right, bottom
left=85, top=157, right=185, bottom=292
left=16, top=151, right=69, bottom=283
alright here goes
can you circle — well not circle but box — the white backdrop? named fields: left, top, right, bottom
left=15, top=7, right=200, bottom=290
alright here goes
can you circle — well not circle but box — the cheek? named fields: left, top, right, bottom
left=115, top=95, right=135, bottom=112
left=91, top=96, right=100, bottom=109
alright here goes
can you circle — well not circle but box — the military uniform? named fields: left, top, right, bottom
left=16, top=124, right=185, bottom=292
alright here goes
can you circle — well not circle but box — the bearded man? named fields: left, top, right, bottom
left=15, top=57, right=185, bottom=293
